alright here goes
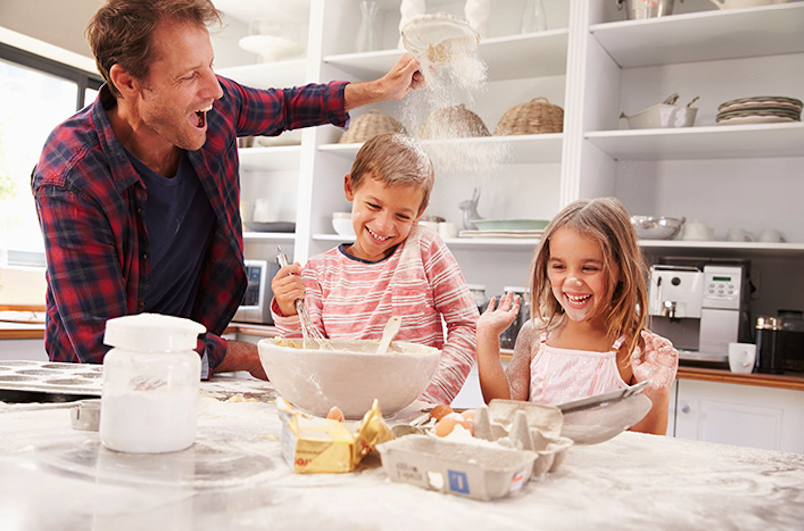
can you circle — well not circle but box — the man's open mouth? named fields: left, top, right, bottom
left=194, top=104, right=213, bottom=128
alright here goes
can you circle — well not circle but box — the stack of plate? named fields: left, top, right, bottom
left=716, top=96, right=802, bottom=125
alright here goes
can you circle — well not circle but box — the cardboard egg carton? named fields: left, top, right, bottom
left=377, top=402, right=573, bottom=501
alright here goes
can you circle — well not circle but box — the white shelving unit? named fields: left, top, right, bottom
left=213, top=0, right=804, bottom=307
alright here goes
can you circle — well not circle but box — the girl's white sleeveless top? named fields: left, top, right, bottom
left=529, top=333, right=630, bottom=405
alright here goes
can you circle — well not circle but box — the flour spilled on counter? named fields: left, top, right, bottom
left=403, top=49, right=511, bottom=178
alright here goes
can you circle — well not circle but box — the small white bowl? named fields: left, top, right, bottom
left=331, top=212, right=355, bottom=237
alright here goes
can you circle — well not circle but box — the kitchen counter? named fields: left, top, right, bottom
left=1, top=377, right=802, bottom=531
left=678, top=366, right=804, bottom=392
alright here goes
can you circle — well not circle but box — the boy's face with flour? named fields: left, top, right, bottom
left=344, top=173, right=426, bottom=263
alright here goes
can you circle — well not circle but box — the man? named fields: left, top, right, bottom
left=31, top=0, right=423, bottom=379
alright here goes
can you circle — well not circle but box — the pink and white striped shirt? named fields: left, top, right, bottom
left=272, top=226, right=478, bottom=405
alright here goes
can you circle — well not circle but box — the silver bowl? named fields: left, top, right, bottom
left=630, top=216, right=685, bottom=240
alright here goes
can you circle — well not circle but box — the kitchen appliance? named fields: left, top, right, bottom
left=754, top=311, right=804, bottom=373
left=232, top=259, right=279, bottom=325
left=648, top=263, right=750, bottom=362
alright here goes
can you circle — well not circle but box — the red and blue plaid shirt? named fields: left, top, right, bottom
left=31, top=76, right=349, bottom=371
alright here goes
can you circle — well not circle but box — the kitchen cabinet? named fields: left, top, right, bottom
left=674, top=378, right=804, bottom=453
left=213, top=0, right=804, bottom=301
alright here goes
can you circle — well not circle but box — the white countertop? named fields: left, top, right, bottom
left=0, top=378, right=802, bottom=531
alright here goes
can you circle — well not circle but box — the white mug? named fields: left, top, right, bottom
left=438, top=222, right=459, bottom=240
left=757, top=228, right=784, bottom=243
left=418, top=221, right=439, bottom=233
left=726, top=228, right=754, bottom=242
left=728, top=342, right=756, bottom=374
left=682, top=220, right=714, bottom=241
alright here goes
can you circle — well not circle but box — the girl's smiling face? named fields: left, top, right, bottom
left=344, top=173, right=425, bottom=262
left=547, top=227, right=618, bottom=325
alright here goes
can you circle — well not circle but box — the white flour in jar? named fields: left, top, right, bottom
left=100, top=391, right=198, bottom=453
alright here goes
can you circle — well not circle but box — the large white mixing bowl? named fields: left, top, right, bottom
left=257, top=337, right=440, bottom=419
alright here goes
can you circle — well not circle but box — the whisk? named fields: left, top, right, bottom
left=275, top=246, right=332, bottom=350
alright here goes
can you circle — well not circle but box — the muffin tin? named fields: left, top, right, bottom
left=0, top=360, right=102, bottom=402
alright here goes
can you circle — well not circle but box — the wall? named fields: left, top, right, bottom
left=0, top=0, right=104, bottom=58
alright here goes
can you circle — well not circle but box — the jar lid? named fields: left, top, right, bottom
left=104, top=313, right=206, bottom=351
left=755, top=316, right=783, bottom=331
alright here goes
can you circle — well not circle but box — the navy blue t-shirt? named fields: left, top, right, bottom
left=125, top=149, right=215, bottom=317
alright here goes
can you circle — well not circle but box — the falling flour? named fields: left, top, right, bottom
left=403, top=48, right=512, bottom=177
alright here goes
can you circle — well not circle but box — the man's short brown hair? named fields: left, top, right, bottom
left=86, top=0, right=221, bottom=96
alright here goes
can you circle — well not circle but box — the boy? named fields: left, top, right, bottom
left=271, top=133, right=478, bottom=405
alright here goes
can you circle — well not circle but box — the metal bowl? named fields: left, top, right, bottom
left=630, top=216, right=685, bottom=240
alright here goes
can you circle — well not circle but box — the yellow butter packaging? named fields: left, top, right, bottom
left=277, top=397, right=394, bottom=474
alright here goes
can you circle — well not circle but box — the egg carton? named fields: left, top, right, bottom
left=0, top=360, right=103, bottom=399
left=379, top=404, right=573, bottom=500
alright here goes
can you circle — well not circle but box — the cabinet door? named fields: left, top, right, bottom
left=675, top=379, right=804, bottom=453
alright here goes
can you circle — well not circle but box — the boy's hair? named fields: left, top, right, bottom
left=86, top=0, right=221, bottom=97
left=348, top=133, right=434, bottom=214
left=529, top=197, right=648, bottom=359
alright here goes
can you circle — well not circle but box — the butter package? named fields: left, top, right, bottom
left=277, top=397, right=393, bottom=474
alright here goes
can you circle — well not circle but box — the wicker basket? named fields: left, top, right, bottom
left=417, top=104, right=490, bottom=140
left=494, top=97, right=564, bottom=135
left=338, top=109, right=407, bottom=143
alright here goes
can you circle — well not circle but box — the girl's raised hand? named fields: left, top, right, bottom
left=632, top=330, right=679, bottom=389
left=270, top=262, right=306, bottom=317
left=477, top=291, right=521, bottom=338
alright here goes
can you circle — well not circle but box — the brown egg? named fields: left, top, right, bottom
left=430, top=404, right=454, bottom=421
left=326, top=406, right=345, bottom=422
left=435, top=412, right=472, bottom=437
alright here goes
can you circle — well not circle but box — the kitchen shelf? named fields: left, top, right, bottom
left=313, top=236, right=804, bottom=257
left=323, top=29, right=569, bottom=81
left=320, top=134, right=564, bottom=164
left=590, top=3, right=804, bottom=68
left=586, top=122, right=804, bottom=160
left=243, top=232, right=296, bottom=242
left=218, top=59, right=308, bottom=90
left=238, top=146, right=302, bottom=171
left=313, top=233, right=540, bottom=252
left=638, top=240, right=804, bottom=259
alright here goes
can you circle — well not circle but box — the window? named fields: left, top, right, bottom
left=0, top=43, right=102, bottom=265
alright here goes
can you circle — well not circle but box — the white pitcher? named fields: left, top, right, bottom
left=709, top=0, right=783, bottom=9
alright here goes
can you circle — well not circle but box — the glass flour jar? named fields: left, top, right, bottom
left=100, top=313, right=205, bottom=453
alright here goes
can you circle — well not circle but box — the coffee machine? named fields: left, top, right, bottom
left=648, top=263, right=751, bottom=361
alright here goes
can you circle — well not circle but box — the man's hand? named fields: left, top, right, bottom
left=344, top=53, right=424, bottom=110
left=213, top=340, right=267, bottom=380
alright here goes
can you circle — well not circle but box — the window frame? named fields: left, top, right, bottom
left=0, top=41, right=103, bottom=109
left=0, top=42, right=103, bottom=266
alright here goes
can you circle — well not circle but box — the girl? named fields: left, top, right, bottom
left=477, top=197, right=678, bottom=435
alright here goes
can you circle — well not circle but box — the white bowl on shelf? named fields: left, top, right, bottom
left=332, top=212, right=355, bottom=237
left=621, top=104, right=697, bottom=129
left=238, top=35, right=305, bottom=63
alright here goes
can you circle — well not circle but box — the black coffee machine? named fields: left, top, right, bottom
left=755, top=310, right=804, bottom=373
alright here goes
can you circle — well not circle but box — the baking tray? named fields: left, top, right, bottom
left=0, top=360, right=102, bottom=403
